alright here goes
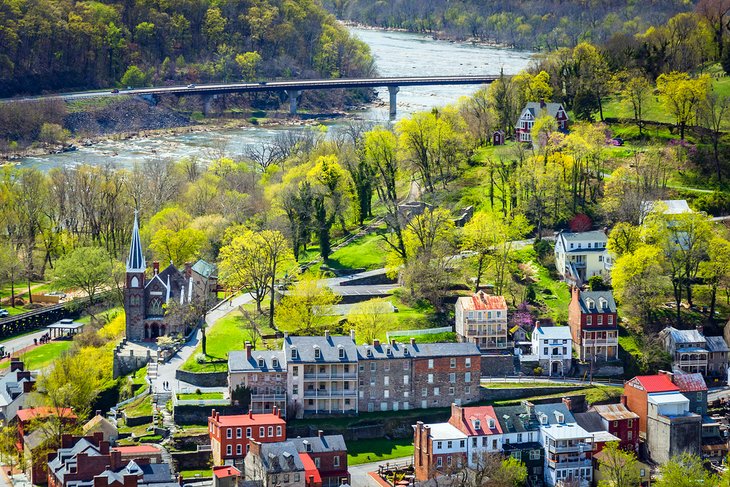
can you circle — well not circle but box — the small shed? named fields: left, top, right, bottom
left=493, top=130, right=506, bottom=146
left=83, top=411, right=119, bottom=443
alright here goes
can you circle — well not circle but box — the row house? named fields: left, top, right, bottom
left=228, top=331, right=481, bottom=419
left=574, top=412, right=621, bottom=453
left=208, top=408, right=286, bottom=468
left=659, top=327, right=710, bottom=376
left=515, top=101, right=569, bottom=143
left=454, top=292, right=508, bottom=351
left=553, top=230, right=609, bottom=286
left=289, top=433, right=350, bottom=487
left=495, top=402, right=544, bottom=486
left=413, top=422, right=468, bottom=480
left=0, top=359, right=36, bottom=424
left=589, top=401, right=639, bottom=453
left=568, top=289, right=619, bottom=363
left=535, top=403, right=593, bottom=487
left=228, top=343, right=287, bottom=415
left=530, top=323, right=572, bottom=377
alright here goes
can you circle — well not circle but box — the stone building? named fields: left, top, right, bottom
left=356, top=339, right=413, bottom=413
left=228, top=343, right=287, bottom=416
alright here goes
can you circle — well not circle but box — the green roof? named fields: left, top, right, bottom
left=192, top=259, right=217, bottom=279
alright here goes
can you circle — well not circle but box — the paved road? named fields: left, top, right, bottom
left=0, top=329, right=51, bottom=355
left=708, top=386, right=730, bottom=402
left=349, top=456, right=412, bottom=487
left=151, top=293, right=254, bottom=395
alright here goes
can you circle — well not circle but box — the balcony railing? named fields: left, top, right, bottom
left=582, top=339, right=618, bottom=346
left=251, top=394, right=287, bottom=401
left=302, top=373, right=357, bottom=380
left=466, top=328, right=507, bottom=335
left=303, top=389, right=357, bottom=397
left=548, top=443, right=592, bottom=454
left=547, top=459, right=592, bottom=470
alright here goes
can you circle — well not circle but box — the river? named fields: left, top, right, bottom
left=19, top=27, right=533, bottom=170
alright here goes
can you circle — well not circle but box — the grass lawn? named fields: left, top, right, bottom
left=179, top=469, right=212, bottom=479
left=124, top=395, right=154, bottom=418
left=177, top=392, right=224, bottom=400
left=347, top=438, right=414, bottom=465
left=494, top=385, right=624, bottom=406
left=181, top=307, right=276, bottom=373
left=0, top=341, right=73, bottom=370
left=482, top=380, right=579, bottom=389
left=514, top=247, right=571, bottom=324
left=323, top=227, right=389, bottom=271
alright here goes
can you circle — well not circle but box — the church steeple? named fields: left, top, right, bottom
left=126, top=210, right=146, bottom=272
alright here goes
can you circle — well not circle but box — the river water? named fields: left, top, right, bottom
left=20, top=27, right=533, bottom=170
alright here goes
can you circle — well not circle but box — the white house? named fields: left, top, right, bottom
left=531, top=324, right=573, bottom=377
left=515, top=101, right=569, bottom=143
left=0, top=360, right=36, bottom=424
left=554, top=230, right=609, bottom=286
left=535, top=403, right=593, bottom=487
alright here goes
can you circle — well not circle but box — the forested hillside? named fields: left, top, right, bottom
left=0, top=0, right=374, bottom=97
left=326, top=0, right=693, bottom=50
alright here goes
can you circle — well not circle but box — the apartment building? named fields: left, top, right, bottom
left=208, top=408, right=286, bottom=467
left=535, top=403, right=593, bottom=487
left=568, top=289, right=618, bottom=363
left=455, top=292, right=508, bottom=351
left=589, top=401, right=640, bottom=453
left=228, top=342, right=287, bottom=415
left=356, top=339, right=413, bottom=413
left=411, top=342, right=481, bottom=410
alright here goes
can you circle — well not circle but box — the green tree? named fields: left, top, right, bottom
left=52, top=246, right=113, bottom=305
left=655, top=453, right=717, bottom=487
left=699, top=236, right=730, bottom=321
left=607, top=222, right=642, bottom=258
left=203, top=7, right=227, bottom=48
left=656, top=72, right=710, bottom=139
left=348, top=299, right=394, bottom=344
left=38, top=123, right=69, bottom=145
left=235, top=51, right=262, bottom=81
left=275, top=274, right=340, bottom=334
left=597, top=442, right=641, bottom=487
left=120, top=65, right=147, bottom=87
left=149, top=227, right=205, bottom=267
left=612, top=245, right=670, bottom=326
left=618, top=72, right=652, bottom=136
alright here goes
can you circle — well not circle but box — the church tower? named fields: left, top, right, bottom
left=124, top=211, right=146, bottom=341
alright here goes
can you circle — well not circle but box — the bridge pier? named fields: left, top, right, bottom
left=286, top=90, right=302, bottom=115
left=202, top=94, right=217, bottom=116
left=388, top=86, right=400, bottom=118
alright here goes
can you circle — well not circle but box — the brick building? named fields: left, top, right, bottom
left=413, top=421, right=468, bottom=481
left=228, top=342, right=287, bottom=415
left=454, top=292, right=508, bottom=351
left=590, top=401, right=640, bottom=453
left=568, top=289, right=618, bottom=362
left=410, top=342, right=481, bottom=410
left=289, top=433, right=349, bottom=487
left=356, top=339, right=412, bottom=413
left=208, top=408, right=286, bottom=468
left=17, top=407, right=77, bottom=485
left=624, top=375, right=680, bottom=434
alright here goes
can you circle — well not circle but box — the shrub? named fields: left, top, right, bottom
left=195, top=353, right=206, bottom=364
left=533, top=366, right=543, bottom=376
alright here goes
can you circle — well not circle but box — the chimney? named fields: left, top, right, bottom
left=123, top=473, right=137, bottom=487
left=309, top=475, right=315, bottom=487
left=540, top=98, right=546, bottom=109
left=324, top=330, right=330, bottom=340
left=562, top=397, right=573, bottom=412
left=211, top=409, right=216, bottom=420
left=391, top=339, right=397, bottom=346
left=184, top=262, right=192, bottom=277
left=350, top=329, right=356, bottom=342
left=410, top=337, right=416, bottom=346
left=534, top=320, right=541, bottom=330
left=373, top=338, right=380, bottom=348
left=249, top=409, right=253, bottom=419
left=10, top=359, right=23, bottom=372
left=658, top=370, right=674, bottom=383
left=153, top=261, right=160, bottom=275
left=696, top=325, right=704, bottom=336
left=620, top=395, right=628, bottom=407
left=245, top=341, right=252, bottom=360
left=272, top=406, right=277, bottom=416
left=278, top=408, right=283, bottom=418
left=96, top=410, right=101, bottom=417
left=110, top=449, right=122, bottom=470
left=318, top=430, right=324, bottom=438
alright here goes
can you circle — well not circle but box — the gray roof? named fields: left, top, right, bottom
left=705, top=336, right=729, bottom=353
left=285, top=335, right=358, bottom=363
left=558, top=230, right=607, bottom=242
left=578, top=291, right=617, bottom=314
left=574, top=412, right=606, bottom=433
left=48, top=438, right=102, bottom=482
left=258, top=441, right=305, bottom=473
left=0, top=370, right=33, bottom=408
left=356, top=341, right=480, bottom=360
left=357, top=342, right=411, bottom=360
left=494, top=403, right=541, bottom=434
left=533, top=403, right=576, bottom=426
left=523, top=102, right=566, bottom=119
left=192, top=259, right=217, bottom=279
left=229, top=350, right=286, bottom=373
left=662, top=327, right=706, bottom=346
left=290, top=434, right=347, bottom=454
left=641, top=200, right=692, bottom=217
left=126, top=212, right=146, bottom=272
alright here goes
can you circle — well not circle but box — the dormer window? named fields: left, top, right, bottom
left=599, top=298, right=607, bottom=309
left=473, top=419, right=481, bottom=430
left=304, top=441, right=312, bottom=452
left=404, top=348, right=409, bottom=356
left=258, top=357, right=264, bottom=368
left=338, top=345, right=345, bottom=359
left=386, top=346, right=393, bottom=356
left=488, top=419, right=495, bottom=429
left=554, top=411, right=564, bottom=423
left=273, top=358, right=279, bottom=368
left=291, top=347, right=298, bottom=360
left=314, top=346, right=321, bottom=359
left=366, top=347, right=373, bottom=358
left=539, top=413, right=548, bottom=425
left=587, top=299, right=595, bottom=310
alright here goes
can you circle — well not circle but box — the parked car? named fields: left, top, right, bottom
left=45, top=291, right=67, bottom=299
left=0, top=309, right=9, bottom=317
left=111, top=88, right=119, bottom=93
left=187, top=84, right=196, bottom=88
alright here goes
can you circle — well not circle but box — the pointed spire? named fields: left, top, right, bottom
left=126, top=210, right=146, bottom=273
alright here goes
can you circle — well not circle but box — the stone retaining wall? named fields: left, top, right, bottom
left=175, top=369, right=227, bottom=387
left=171, top=450, right=212, bottom=470
left=480, top=385, right=585, bottom=402
left=173, top=404, right=244, bottom=425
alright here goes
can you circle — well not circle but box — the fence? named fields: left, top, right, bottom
left=386, top=326, right=452, bottom=341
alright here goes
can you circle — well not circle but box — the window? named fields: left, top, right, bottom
left=315, top=458, right=320, bottom=468
left=449, top=373, right=456, bottom=383
left=450, top=358, right=456, bottom=368
left=447, top=441, right=453, bottom=449
left=422, top=388, right=428, bottom=397
left=236, top=444, right=242, bottom=455
left=404, top=375, right=409, bottom=385
left=384, top=376, right=390, bottom=386
left=640, top=469, right=646, bottom=477
left=226, top=445, right=232, bottom=456
left=586, top=315, right=592, bottom=325
left=613, top=421, right=617, bottom=427
left=447, top=456, right=452, bottom=467
left=428, top=374, right=434, bottom=384
left=404, top=361, right=409, bottom=370
left=367, top=348, right=373, bottom=357
left=370, top=362, right=376, bottom=372
left=465, top=386, right=471, bottom=394
left=517, top=433, right=522, bottom=442
left=465, top=358, right=471, bottom=368
left=226, top=428, right=232, bottom=439
left=530, top=450, right=540, bottom=460
left=449, top=387, right=455, bottom=395
left=314, top=347, right=321, bottom=359
left=597, top=315, right=603, bottom=325
left=258, top=358, right=264, bottom=367
left=334, top=456, right=340, bottom=467
left=273, top=358, right=279, bottom=368
left=246, top=444, right=250, bottom=454
left=428, top=359, right=434, bottom=369
left=339, top=347, right=345, bottom=359
left=370, top=377, right=375, bottom=386
left=293, top=385, right=298, bottom=395
left=627, top=419, right=633, bottom=428
left=437, top=457, right=443, bottom=468
left=434, top=387, right=440, bottom=396
left=628, top=430, right=633, bottom=440
left=697, top=392, right=703, bottom=401
left=276, top=426, right=282, bottom=436
left=292, top=366, right=298, bottom=377
left=268, top=426, right=273, bottom=437
left=291, top=347, right=297, bottom=359
left=246, top=427, right=252, bottom=438
left=236, top=428, right=242, bottom=439
left=437, top=441, right=443, bottom=449
left=544, top=347, right=548, bottom=355
left=460, top=440, right=465, bottom=448
left=465, top=372, right=471, bottom=383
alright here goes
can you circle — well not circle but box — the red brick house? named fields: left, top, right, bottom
left=208, top=408, right=286, bottom=468
left=515, top=101, right=569, bottom=143
left=413, top=421, right=468, bottom=481
left=590, top=400, right=640, bottom=453
left=624, top=375, right=680, bottom=434
left=290, top=432, right=349, bottom=487
left=568, top=288, right=619, bottom=363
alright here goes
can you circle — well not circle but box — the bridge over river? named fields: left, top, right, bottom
left=3, top=75, right=501, bottom=117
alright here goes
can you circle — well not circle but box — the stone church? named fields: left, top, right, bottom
left=124, top=212, right=218, bottom=342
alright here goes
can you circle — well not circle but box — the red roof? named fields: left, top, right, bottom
left=460, top=292, right=507, bottom=311
left=299, top=453, right=322, bottom=485
left=113, top=445, right=159, bottom=454
left=631, top=375, right=680, bottom=393
left=16, top=407, right=76, bottom=422
left=451, top=406, right=503, bottom=436
left=209, top=412, right=285, bottom=427
left=213, top=466, right=241, bottom=479
left=672, top=373, right=707, bottom=392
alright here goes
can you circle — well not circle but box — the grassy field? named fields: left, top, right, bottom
left=494, top=384, right=624, bottom=406
left=177, top=392, right=224, bottom=400
left=181, top=307, right=276, bottom=373
left=179, top=469, right=212, bottom=479
left=0, top=341, right=73, bottom=370
left=124, top=395, right=154, bottom=418
left=513, top=246, right=571, bottom=324
left=347, top=438, right=414, bottom=465
left=323, top=227, right=389, bottom=271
